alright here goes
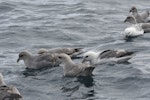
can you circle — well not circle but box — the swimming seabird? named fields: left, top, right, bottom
left=17, top=50, right=59, bottom=69
left=130, top=6, right=149, bottom=21
left=38, top=48, right=83, bottom=58
left=124, top=16, right=150, bottom=28
left=124, top=16, right=150, bottom=35
left=124, top=16, right=150, bottom=29
left=0, top=72, right=23, bottom=100
left=124, top=24, right=144, bottom=37
left=124, top=16, right=137, bottom=24
left=55, top=53, right=95, bottom=77
left=82, top=50, right=135, bottom=65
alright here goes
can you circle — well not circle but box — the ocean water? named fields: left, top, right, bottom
left=0, top=0, right=150, bottom=100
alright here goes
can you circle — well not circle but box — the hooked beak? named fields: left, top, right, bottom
left=75, top=48, right=82, bottom=51
left=124, top=19, right=127, bottom=23
left=17, top=58, right=20, bottom=63
left=82, top=59, right=86, bottom=63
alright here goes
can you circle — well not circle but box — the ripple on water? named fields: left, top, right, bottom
left=0, top=0, right=150, bottom=100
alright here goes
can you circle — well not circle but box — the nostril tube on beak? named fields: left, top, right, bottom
left=124, top=19, right=127, bottom=23
left=82, top=59, right=85, bottom=63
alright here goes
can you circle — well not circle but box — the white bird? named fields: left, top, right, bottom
left=55, top=53, right=95, bottom=77
left=124, top=24, right=144, bottom=37
left=38, top=47, right=83, bottom=58
left=82, top=50, right=135, bottom=65
left=0, top=72, right=23, bottom=100
left=17, top=50, right=59, bottom=69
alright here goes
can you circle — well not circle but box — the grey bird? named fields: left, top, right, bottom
left=17, top=50, right=59, bottom=69
left=0, top=72, right=23, bottom=100
left=38, top=48, right=83, bottom=58
left=129, top=6, right=149, bottom=23
left=55, top=53, right=95, bottom=77
left=124, top=16, right=150, bottom=33
left=130, top=6, right=149, bottom=20
left=124, top=16, right=137, bottom=24
left=82, top=50, right=135, bottom=65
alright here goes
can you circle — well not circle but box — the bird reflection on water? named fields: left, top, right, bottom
left=61, top=76, right=95, bottom=99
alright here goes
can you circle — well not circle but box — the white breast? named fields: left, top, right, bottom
left=124, top=24, right=144, bottom=37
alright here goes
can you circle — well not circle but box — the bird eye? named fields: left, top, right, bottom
left=58, top=56, right=62, bottom=59
left=127, top=17, right=131, bottom=20
left=85, top=56, right=88, bottom=58
left=19, top=55, right=23, bottom=57
left=74, top=49, right=78, bottom=52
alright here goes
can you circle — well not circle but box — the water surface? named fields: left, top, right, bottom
left=0, top=0, right=150, bottom=100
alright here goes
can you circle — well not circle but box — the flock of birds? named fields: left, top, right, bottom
left=0, top=6, right=150, bottom=100
left=124, top=6, right=150, bottom=37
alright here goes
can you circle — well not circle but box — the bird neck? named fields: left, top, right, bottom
left=90, top=52, right=100, bottom=65
left=64, top=58, right=74, bottom=67
left=90, top=58, right=98, bottom=65
left=132, top=17, right=137, bottom=24
left=24, top=55, right=33, bottom=68
left=94, top=52, right=100, bottom=58
left=132, top=11, right=138, bottom=15
left=62, top=58, right=75, bottom=74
